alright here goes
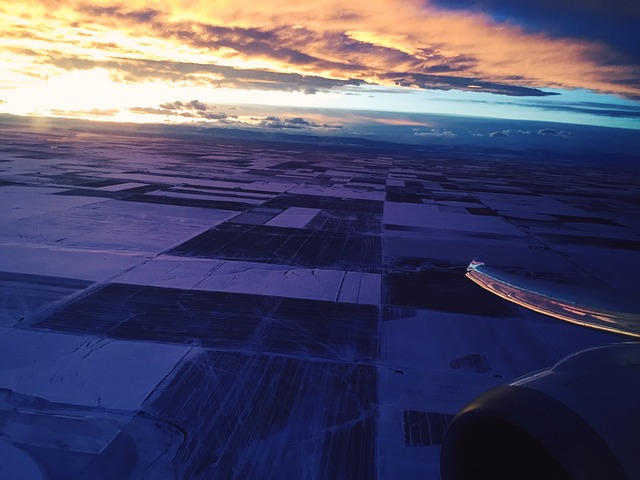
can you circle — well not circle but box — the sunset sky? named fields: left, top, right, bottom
left=2, top=0, right=639, bottom=130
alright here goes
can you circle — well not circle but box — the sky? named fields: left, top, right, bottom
left=1, top=0, right=640, bottom=131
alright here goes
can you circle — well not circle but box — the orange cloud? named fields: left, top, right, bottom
left=1, top=0, right=639, bottom=110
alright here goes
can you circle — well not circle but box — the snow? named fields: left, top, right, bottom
left=116, top=256, right=382, bottom=304
left=0, top=186, right=107, bottom=222
left=197, top=261, right=344, bottom=301
left=264, top=207, right=321, bottom=228
left=0, top=328, right=190, bottom=410
left=0, top=243, right=150, bottom=281
left=0, top=121, right=637, bottom=479
left=97, top=182, right=148, bottom=192
left=383, top=201, right=525, bottom=235
left=145, top=189, right=265, bottom=205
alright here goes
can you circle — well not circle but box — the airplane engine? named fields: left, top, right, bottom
left=440, top=342, right=640, bottom=480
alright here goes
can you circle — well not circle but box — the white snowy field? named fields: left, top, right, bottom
left=0, top=120, right=637, bottom=479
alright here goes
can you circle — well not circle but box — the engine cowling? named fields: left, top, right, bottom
left=440, top=343, right=640, bottom=480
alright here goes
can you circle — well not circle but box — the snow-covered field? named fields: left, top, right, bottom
left=0, top=120, right=637, bottom=479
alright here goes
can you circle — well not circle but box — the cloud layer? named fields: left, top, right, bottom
left=126, top=100, right=344, bottom=131
left=2, top=0, right=639, bottom=102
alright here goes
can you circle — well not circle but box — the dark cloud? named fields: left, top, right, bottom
left=385, top=73, right=557, bottom=96
left=18, top=7, right=362, bottom=85
left=441, top=97, right=640, bottom=119
left=129, top=101, right=342, bottom=130
left=79, top=5, right=162, bottom=24
left=51, top=5, right=571, bottom=98
left=178, top=22, right=552, bottom=96
left=430, top=0, right=640, bottom=63
left=1, top=29, right=44, bottom=41
left=158, top=101, right=185, bottom=110
left=315, top=31, right=425, bottom=70
left=258, top=116, right=342, bottom=130
left=129, top=101, right=228, bottom=120
left=87, top=42, right=122, bottom=51
left=7, top=47, right=41, bottom=57
left=43, top=53, right=363, bottom=94
left=532, top=102, right=640, bottom=118
left=188, top=99, right=207, bottom=111
left=175, top=23, right=463, bottom=78
left=175, top=24, right=358, bottom=74
left=16, top=3, right=637, bottom=101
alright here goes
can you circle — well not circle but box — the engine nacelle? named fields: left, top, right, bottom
left=440, top=343, right=640, bottom=480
